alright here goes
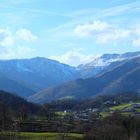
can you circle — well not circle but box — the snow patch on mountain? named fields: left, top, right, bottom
left=78, top=52, right=140, bottom=78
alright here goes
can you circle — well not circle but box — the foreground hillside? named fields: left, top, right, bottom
left=29, top=56, right=140, bottom=103
left=0, top=90, right=40, bottom=115
left=1, top=91, right=140, bottom=140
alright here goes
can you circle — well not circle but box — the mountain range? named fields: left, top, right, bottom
left=28, top=56, right=140, bottom=103
left=0, top=51, right=140, bottom=103
left=78, top=51, right=140, bottom=78
left=0, top=57, right=79, bottom=97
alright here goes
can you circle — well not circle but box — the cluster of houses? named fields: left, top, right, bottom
left=72, top=108, right=100, bottom=121
left=63, top=102, right=140, bottom=121
left=109, top=103, right=140, bottom=115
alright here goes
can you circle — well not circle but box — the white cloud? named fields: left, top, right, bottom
left=135, top=26, right=140, bottom=36
left=0, top=47, right=13, bottom=59
left=16, top=28, right=37, bottom=42
left=0, top=28, right=14, bottom=46
left=75, top=20, right=131, bottom=44
left=132, top=25, right=140, bottom=47
left=50, top=50, right=94, bottom=66
left=96, top=29, right=131, bottom=44
left=1, top=36, right=15, bottom=47
left=0, top=46, right=34, bottom=59
left=16, top=46, right=35, bottom=56
left=0, top=27, right=37, bottom=47
left=75, top=20, right=112, bottom=37
left=133, top=38, right=140, bottom=47
left=0, top=27, right=37, bottom=59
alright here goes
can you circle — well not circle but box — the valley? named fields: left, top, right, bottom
left=0, top=52, right=140, bottom=140
left=1, top=0, right=140, bottom=139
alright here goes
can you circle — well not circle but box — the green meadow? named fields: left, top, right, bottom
left=0, top=132, right=83, bottom=140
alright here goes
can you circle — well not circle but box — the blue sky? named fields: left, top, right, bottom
left=0, top=0, right=140, bottom=66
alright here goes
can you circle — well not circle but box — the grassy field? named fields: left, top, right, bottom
left=100, top=111, right=110, bottom=118
left=0, top=132, right=83, bottom=140
left=100, top=103, right=140, bottom=118
left=56, top=111, right=68, bottom=116
left=20, top=132, right=83, bottom=140
left=110, top=103, right=132, bottom=111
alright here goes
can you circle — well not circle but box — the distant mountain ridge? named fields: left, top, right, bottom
left=78, top=51, right=140, bottom=78
left=0, top=51, right=140, bottom=99
left=0, top=57, right=79, bottom=97
left=28, top=56, right=140, bottom=103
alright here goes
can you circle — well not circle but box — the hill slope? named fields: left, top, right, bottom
left=78, top=51, right=140, bottom=78
left=0, top=90, right=40, bottom=114
left=0, top=73, right=35, bottom=97
left=0, top=51, right=140, bottom=98
left=0, top=57, right=79, bottom=97
left=29, top=57, right=140, bottom=103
